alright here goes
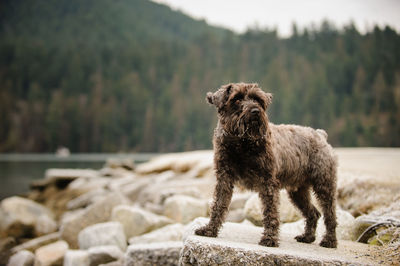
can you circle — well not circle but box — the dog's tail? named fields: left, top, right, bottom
left=316, top=129, right=328, bottom=140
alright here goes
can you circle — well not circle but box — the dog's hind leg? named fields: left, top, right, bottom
left=288, top=186, right=320, bottom=244
left=313, top=174, right=337, bottom=248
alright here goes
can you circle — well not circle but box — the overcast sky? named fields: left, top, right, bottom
left=151, top=0, right=400, bottom=37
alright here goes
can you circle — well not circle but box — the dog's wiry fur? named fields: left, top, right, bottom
left=195, top=83, right=338, bottom=248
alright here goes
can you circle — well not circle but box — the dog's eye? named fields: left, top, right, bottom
left=232, top=94, right=243, bottom=103
left=252, top=97, right=266, bottom=109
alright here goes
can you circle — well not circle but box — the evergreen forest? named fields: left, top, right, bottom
left=1, top=0, right=400, bottom=152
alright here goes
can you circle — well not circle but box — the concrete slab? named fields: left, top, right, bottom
left=180, top=219, right=386, bottom=265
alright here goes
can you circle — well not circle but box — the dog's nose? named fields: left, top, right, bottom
left=251, top=108, right=260, bottom=114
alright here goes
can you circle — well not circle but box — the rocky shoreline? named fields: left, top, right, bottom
left=1, top=149, right=399, bottom=265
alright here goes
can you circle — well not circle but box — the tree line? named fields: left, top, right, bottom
left=1, top=0, right=399, bottom=152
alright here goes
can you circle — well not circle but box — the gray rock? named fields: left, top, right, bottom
left=229, top=192, right=253, bottom=211
left=63, top=250, right=89, bottom=266
left=158, top=187, right=202, bottom=204
left=88, top=245, right=124, bottom=266
left=0, top=196, right=56, bottom=238
left=0, top=237, right=16, bottom=265
left=180, top=218, right=385, bottom=265
left=99, top=260, right=124, bottom=266
left=34, top=215, right=57, bottom=237
left=60, top=192, right=129, bottom=249
left=67, top=176, right=110, bottom=191
left=111, top=205, right=172, bottom=239
left=45, top=169, right=97, bottom=181
left=124, top=242, right=182, bottom=266
left=34, top=240, right=68, bottom=266
left=353, top=200, right=400, bottom=243
left=119, top=178, right=152, bottom=202
left=163, top=195, right=208, bottom=224
left=128, top=223, right=185, bottom=244
left=226, top=209, right=245, bottom=223
left=59, top=209, right=86, bottom=225
left=281, top=208, right=357, bottom=241
left=244, top=191, right=302, bottom=226
left=11, top=232, right=60, bottom=254
left=107, top=176, right=138, bottom=191
left=136, top=177, right=215, bottom=206
left=44, top=169, right=97, bottom=189
left=7, top=250, right=34, bottom=266
left=336, top=148, right=400, bottom=217
left=134, top=151, right=212, bottom=175
left=78, top=222, right=127, bottom=251
left=66, top=188, right=107, bottom=210
left=182, top=217, right=209, bottom=242
left=105, top=158, right=135, bottom=171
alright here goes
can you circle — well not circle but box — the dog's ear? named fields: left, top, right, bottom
left=206, top=92, right=214, bottom=105
left=206, top=83, right=234, bottom=108
left=264, top=92, right=273, bottom=107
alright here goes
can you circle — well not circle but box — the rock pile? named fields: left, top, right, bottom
left=1, top=149, right=399, bottom=265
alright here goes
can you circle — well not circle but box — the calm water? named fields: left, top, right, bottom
left=0, top=153, right=156, bottom=200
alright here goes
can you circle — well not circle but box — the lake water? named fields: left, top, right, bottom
left=0, top=153, right=156, bottom=200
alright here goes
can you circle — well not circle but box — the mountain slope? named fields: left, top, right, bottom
left=0, top=1, right=399, bottom=152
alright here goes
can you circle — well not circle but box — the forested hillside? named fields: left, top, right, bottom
left=1, top=0, right=399, bottom=152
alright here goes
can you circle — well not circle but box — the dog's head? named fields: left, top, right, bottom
left=206, top=83, right=272, bottom=139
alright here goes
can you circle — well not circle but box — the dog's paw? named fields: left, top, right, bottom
left=295, top=234, right=316, bottom=243
left=259, top=237, right=279, bottom=247
left=194, top=226, right=218, bottom=238
left=319, top=237, right=337, bottom=248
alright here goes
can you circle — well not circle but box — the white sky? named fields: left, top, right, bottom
left=151, top=0, right=400, bottom=37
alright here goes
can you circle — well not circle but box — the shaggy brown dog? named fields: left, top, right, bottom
left=195, top=83, right=337, bottom=248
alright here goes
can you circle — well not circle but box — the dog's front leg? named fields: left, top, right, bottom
left=258, top=181, right=280, bottom=247
left=195, top=177, right=233, bottom=238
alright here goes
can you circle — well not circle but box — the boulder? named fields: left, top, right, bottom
left=119, top=178, right=152, bottom=202
left=180, top=218, right=385, bottom=265
left=11, top=232, right=60, bottom=254
left=336, top=148, right=400, bottom=216
left=34, top=215, right=57, bottom=236
left=158, top=187, right=202, bottom=204
left=63, top=250, right=89, bottom=266
left=244, top=191, right=302, bottom=226
left=182, top=217, right=209, bottom=242
left=124, top=242, right=183, bottom=266
left=45, top=169, right=97, bottom=180
left=0, top=196, right=56, bottom=238
left=59, top=209, right=86, bottom=225
left=7, top=250, right=34, bottom=266
left=78, top=222, right=127, bottom=251
left=280, top=208, right=357, bottom=241
left=45, top=169, right=97, bottom=189
left=135, top=151, right=213, bottom=175
left=107, top=175, right=139, bottom=192
left=111, top=206, right=172, bottom=238
left=60, top=193, right=129, bottom=249
left=136, top=177, right=215, bottom=206
left=34, top=240, right=68, bottom=266
left=105, top=158, right=135, bottom=171
left=128, top=223, right=185, bottom=244
left=0, top=237, right=16, bottom=265
left=67, top=176, right=110, bottom=191
left=98, top=260, right=124, bottom=266
left=66, top=188, right=107, bottom=210
left=353, top=200, right=400, bottom=244
left=229, top=192, right=253, bottom=211
left=163, top=195, right=208, bottom=224
left=88, top=245, right=124, bottom=266
left=226, top=209, right=245, bottom=223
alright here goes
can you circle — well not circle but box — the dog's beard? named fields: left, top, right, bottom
left=225, top=111, right=268, bottom=139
